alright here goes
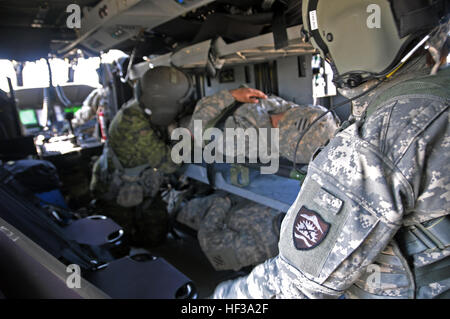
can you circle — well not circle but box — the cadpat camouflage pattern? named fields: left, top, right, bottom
left=108, top=99, right=179, bottom=173
left=212, top=64, right=450, bottom=299
left=90, top=99, right=179, bottom=246
left=90, top=99, right=179, bottom=199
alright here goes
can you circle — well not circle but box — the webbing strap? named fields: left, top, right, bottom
left=205, top=101, right=243, bottom=133
left=366, top=66, right=450, bottom=119
left=414, top=256, right=450, bottom=288
left=398, top=216, right=450, bottom=256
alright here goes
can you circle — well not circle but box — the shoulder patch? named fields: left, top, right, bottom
left=293, top=206, right=330, bottom=250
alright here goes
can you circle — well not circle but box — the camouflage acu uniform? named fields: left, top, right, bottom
left=189, top=91, right=339, bottom=163
left=177, top=194, right=281, bottom=271
left=188, top=90, right=237, bottom=134
left=277, top=106, right=339, bottom=164
left=72, top=88, right=105, bottom=128
left=212, top=61, right=450, bottom=299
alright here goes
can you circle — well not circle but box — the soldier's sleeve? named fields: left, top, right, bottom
left=198, top=197, right=270, bottom=272
left=212, top=96, right=449, bottom=299
left=72, top=89, right=100, bottom=127
left=188, top=90, right=236, bottom=134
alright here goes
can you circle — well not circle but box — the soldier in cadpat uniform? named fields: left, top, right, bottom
left=212, top=0, right=449, bottom=299
left=90, top=68, right=268, bottom=246
left=90, top=66, right=192, bottom=246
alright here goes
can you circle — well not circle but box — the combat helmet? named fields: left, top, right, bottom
left=138, top=66, right=193, bottom=126
left=302, top=0, right=449, bottom=88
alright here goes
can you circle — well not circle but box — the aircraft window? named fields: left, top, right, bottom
left=0, top=59, right=17, bottom=92
left=22, top=59, right=51, bottom=88
left=72, top=57, right=101, bottom=87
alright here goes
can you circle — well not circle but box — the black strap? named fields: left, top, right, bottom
left=205, top=101, right=244, bottom=132
left=204, top=101, right=244, bottom=186
left=272, top=1, right=289, bottom=50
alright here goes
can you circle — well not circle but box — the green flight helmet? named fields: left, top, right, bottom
left=302, top=0, right=448, bottom=87
left=139, top=66, right=193, bottom=126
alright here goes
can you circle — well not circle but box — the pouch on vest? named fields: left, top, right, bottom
left=97, top=142, right=157, bottom=208
left=116, top=182, right=144, bottom=208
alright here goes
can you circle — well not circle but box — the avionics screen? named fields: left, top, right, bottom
left=19, top=109, right=39, bottom=127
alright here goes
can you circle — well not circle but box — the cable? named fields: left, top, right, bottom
left=292, top=29, right=437, bottom=174
left=292, top=78, right=386, bottom=173
left=55, top=85, right=72, bottom=107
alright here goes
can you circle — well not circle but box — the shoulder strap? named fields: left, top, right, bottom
left=366, top=67, right=450, bottom=119
left=205, top=101, right=244, bottom=132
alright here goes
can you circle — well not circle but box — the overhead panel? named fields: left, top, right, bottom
left=58, top=0, right=215, bottom=55
left=130, top=25, right=316, bottom=80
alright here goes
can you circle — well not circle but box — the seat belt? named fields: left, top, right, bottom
left=204, top=101, right=244, bottom=187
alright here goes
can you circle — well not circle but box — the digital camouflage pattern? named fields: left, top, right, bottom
left=189, top=91, right=339, bottom=163
left=342, top=55, right=431, bottom=120
left=188, top=90, right=236, bottom=135
left=72, top=88, right=105, bottom=127
left=178, top=194, right=281, bottom=271
left=176, top=194, right=223, bottom=231
left=212, top=62, right=450, bottom=299
left=277, top=106, right=339, bottom=163
left=90, top=99, right=178, bottom=200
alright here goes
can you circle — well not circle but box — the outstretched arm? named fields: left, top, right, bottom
left=230, top=88, right=267, bottom=104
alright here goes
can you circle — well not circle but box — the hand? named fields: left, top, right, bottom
left=230, top=88, right=267, bottom=104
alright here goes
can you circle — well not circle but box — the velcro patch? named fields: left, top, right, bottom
left=293, top=206, right=330, bottom=250
left=313, top=188, right=343, bottom=215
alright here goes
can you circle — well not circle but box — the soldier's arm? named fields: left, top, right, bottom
left=198, top=197, right=270, bottom=272
left=211, top=96, right=449, bottom=299
left=212, top=125, right=409, bottom=298
left=188, top=88, right=266, bottom=134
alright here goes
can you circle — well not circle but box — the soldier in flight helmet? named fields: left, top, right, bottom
left=212, top=0, right=450, bottom=299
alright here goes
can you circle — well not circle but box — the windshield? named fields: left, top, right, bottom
left=0, top=57, right=101, bottom=92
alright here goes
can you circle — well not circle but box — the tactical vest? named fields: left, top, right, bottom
left=97, top=142, right=162, bottom=208
left=351, top=66, right=450, bottom=299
